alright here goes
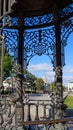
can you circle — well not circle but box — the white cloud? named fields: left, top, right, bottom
left=28, top=63, right=73, bottom=86
left=63, top=66, right=73, bottom=86
left=46, top=71, right=55, bottom=77
left=28, top=63, right=55, bottom=83
left=28, top=63, right=53, bottom=72
left=63, top=66, right=73, bottom=74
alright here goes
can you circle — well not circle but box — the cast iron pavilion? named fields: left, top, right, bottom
left=0, top=0, right=73, bottom=130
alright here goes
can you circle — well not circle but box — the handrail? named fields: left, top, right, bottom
left=19, top=117, right=73, bottom=126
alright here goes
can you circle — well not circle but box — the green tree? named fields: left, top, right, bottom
left=23, top=70, right=37, bottom=92
left=50, top=81, right=56, bottom=92
left=0, top=46, right=12, bottom=78
left=50, top=81, right=65, bottom=92
left=4, top=52, right=12, bottom=78
left=35, top=78, right=45, bottom=93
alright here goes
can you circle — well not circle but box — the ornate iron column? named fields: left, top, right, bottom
left=54, top=5, right=63, bottom=116
left=15, top=14, right=24, bottom=129
left=53, top=5, right=67, bottom=130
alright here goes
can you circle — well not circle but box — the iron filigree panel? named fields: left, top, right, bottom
left=61, top=17, right=73, bottom=46
left=24, top=26, right=55, bottom=66
left=60, top=3, right=73, bottom=19
left=0, top=15, right=11, bottom=29
left=24, top=14, right=53, bottom=27
left=2, top=28, right=18, bottom=57
left=11, top=17, right=18, bottom=26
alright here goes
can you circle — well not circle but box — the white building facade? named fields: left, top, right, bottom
left=68, top=81, right=73, bottom=91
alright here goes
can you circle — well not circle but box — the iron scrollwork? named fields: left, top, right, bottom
left=0, top=96, right=16, bottom=130
left=11, top=17, right=18, bottom=26
left=60, top=3, right=73, bottom=19
left=61, top=17, right=73, bottom=46
left=24, top=13, right=53, bottom=27
left=0, top=63, right=24, bottom=130
left=60, top=3, right=73, bottom=46
left=24, top=26, right=55, bottom=66
left=2, top=29, right=18, bottom=57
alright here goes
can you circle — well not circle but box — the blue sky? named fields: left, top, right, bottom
left=27, top=33, right=73, bottom=87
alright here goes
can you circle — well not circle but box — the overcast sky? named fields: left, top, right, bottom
left=27, top=33, right=73, bottom=87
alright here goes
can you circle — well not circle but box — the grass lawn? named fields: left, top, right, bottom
left=64, top=95, right=73, bottom=109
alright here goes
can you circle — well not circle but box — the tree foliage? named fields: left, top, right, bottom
left=50, top=81, right=65, bottom=92
left=50, top=81, right=56, bottom=92
left=35, top=78, right=45, bottom=92
left=23, top=70, right=45, bottom=93
left=23, top=70, right=37, bottom=92
left=0, top=47, right=12, bottom=78
left=4, top=52, right=12, bottom=77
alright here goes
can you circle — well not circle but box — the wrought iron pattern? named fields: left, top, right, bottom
left=0, top=96, right=16, bottom=130
left=61, top=17, right=73, bottom=46
left=0, top=63, right=23, bottom=130
left=11, top=17, right=18, bottom=26
left=22, top=3, right=73, bottom=29
left=0, top=3, right=72, bottom=68
left=0, top=0, right=16, bottom=17
left=60, top=3, right=73, bottom=19
left=1, top=26, right=56, bottom=67
left=24, top=26, right=55, bottom=66
left=2, top=29, right=18, bottom=57
left=24, top=14, right=53, bottom=27
left=0, top=15, right=11, bottom=29
left=12, top=63, right=23, bottom=99
left=1, top=17, right=73, bottom=69
left=0, top=0, right=17, bottom=29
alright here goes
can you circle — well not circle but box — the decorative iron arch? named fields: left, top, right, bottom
left=1, top=26, right=56, bottom=70
left=61, top=17, right=73, bottom=46
left=24, top=26, right=55, bottom=67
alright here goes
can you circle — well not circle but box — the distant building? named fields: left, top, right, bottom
left=43, top=74, right=47, bottom=84
left=42, top=74, right=50, bottom=93
left=68, top=81, right=73, bottom=91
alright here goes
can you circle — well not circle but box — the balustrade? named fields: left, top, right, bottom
left=0, top=94, right=56, bottom=129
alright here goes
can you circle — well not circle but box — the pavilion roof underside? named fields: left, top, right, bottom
left=11, top=0, right=73, bottom=17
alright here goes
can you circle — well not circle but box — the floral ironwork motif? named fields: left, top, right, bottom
left=11, top=17, right=18, bottom=26
left=24, top=26, right=55, bottom=66
left=0, top=96, right=16, bottom=129
left=61, top=17, right=73, bottom=46
left=60, top=3, right=73, bottom=18
left=2, top=29, right=18, bottom=57
left=24, top=14, right=53, bottom=27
